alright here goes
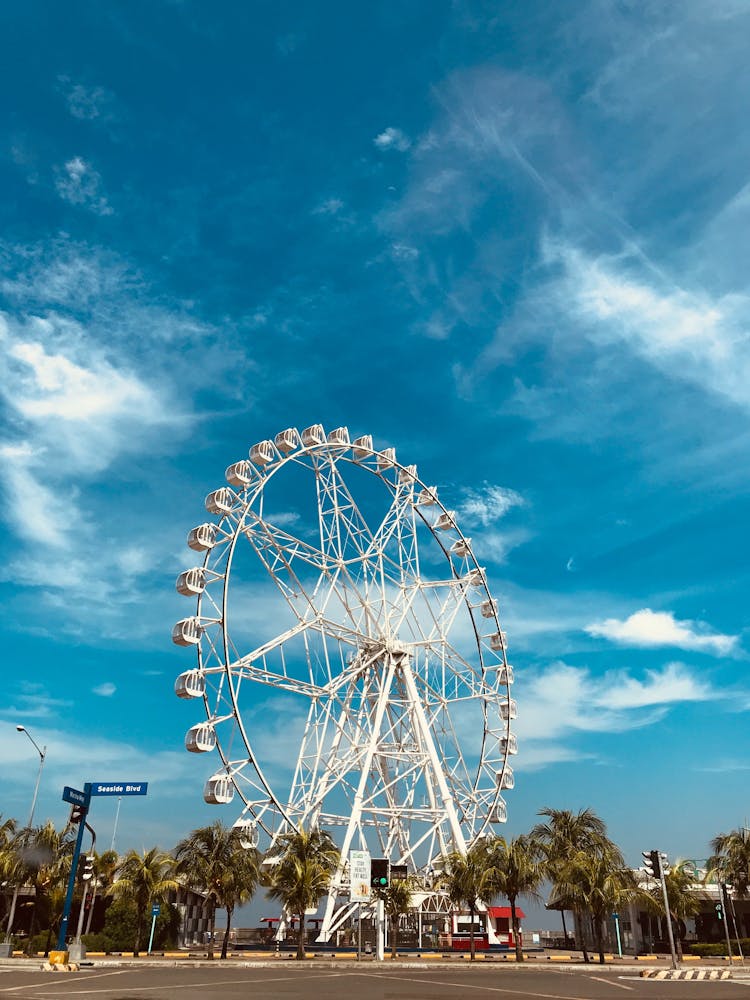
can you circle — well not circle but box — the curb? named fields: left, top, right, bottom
left=641, top=969, right=732, bottom=980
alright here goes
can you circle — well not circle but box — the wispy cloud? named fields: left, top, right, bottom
left=58, top=78, right=115, bottom=122
left=54, top=157, right=113, bottom=216
left=516, top=660, right=717, bottom=769
left=459, top=483, right=524, bottom=526
left=374, top=127, right=410, bottom=152
left=0, top=238, right=239, bottom=638
left=542, top=240, right=750, bottom=414
left=585, top=608, right=738, bottom=656
left=93, top=682, right=116, bottom=697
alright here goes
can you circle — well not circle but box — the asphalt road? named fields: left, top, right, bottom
left=0, top=965, right=749, bottom=1000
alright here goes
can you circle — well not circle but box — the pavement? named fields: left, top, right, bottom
left=1, top=955, right=750, bottom=1000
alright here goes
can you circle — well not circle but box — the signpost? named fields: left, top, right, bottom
left=148, top=904, right=161, bottom=955
left=56, top=785, right=91, bottom=953
left=56, top=781, right=149, bottom=958
left=349, top=851, right=371, bottom=961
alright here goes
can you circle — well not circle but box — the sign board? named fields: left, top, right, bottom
left=62, top=786, right=89, bottom=807
left=349, top=850, right=371, bottom=902
left=390, top=864, right=408, bottom=881
left=89, top=782, right=148, bottom=796
left=151, top=904, right=161, bottom=917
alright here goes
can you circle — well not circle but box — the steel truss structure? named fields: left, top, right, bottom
left=172, top=425, right=516, bottom=941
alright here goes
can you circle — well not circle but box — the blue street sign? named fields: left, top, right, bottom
left=152, top=904, right=161, bottom=917
left=62, top=785, right=90, bottom=806
left=89, top=782, right=148, bottom=796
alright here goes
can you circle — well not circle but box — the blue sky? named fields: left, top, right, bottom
left=2, top=0, right=750, bottom=919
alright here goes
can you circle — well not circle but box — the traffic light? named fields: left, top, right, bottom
left=716, top=902, right=724, bottom=921
left=80, top=855, right=95, bottom=881
left=371, top=858, right=389, bottom=889
left=69, top=804, right=87, bottom=825
left=642, top=850, right=661, bottom=879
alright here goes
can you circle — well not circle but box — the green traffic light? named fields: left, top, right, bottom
left=379, top=877, right=387, bottom=885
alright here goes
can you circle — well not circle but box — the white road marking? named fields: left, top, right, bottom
left=359, top=971, right=601, bottom=999
left=588, top=976, right=634, bottom=991
left=0, top=972, right=129, bottom=993
left=0, top=971, right=350, bottom=996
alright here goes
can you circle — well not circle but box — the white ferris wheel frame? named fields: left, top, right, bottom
left=172, top=425, right=516, bottom=940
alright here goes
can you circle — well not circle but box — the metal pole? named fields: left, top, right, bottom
left=720, top=883, right=734, bottom=964
left=659, top=862, right=678, bottom=970
left=110, top=797, right=122, bottom=852
left=4, top=730, right=46, bottom=949
left=4, top=889, right=19, bottom=944
left=85, top=882, right=98, bottom=936
left=613, top=913, right=622, bottom=958
left=16, top=726, right=46, bottom=829
left=357, top=903, right=361, bottom=961
left=75, top=884, right=88, bottom=943
left=147, top=913, right=158, bottom=955
left=57, top=785, right=91, bottom=951
left=727, top=886, right=745, bottom=965
left=376, top=897, right=385, bottom=961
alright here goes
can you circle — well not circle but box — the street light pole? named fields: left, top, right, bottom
left=16, top=726, right=47, bottom=828
left=2, top=726, right=47, bottom=954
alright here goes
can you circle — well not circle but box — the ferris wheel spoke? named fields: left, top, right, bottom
left=313, top=451, right=377, bottom=566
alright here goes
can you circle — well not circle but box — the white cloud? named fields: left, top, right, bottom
left=459, top=483, right=524, bottom=526
left=93, top=682, right=116, bottom=697
left=374, top=127, right=411, bottom=152
left=54, top=157, right=113, bottom=216
left=514, top=660, right=717, bottom=770
left=59, top=79, right=114, bottom=121
left=585, top=608, right=738, bottom=656
left=0, top=239, right=236, bottom=638
left=544, top=240, right=750, bottom=414
left=313, top=198, right=344, bottom=216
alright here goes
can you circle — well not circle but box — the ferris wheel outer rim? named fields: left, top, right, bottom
left=184, top=431, right=513, bottom=847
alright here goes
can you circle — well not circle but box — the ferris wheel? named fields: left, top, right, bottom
left=172, top=425, right=516, bottom=939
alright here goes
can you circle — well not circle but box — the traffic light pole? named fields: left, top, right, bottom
left=57, top=784, right=92, bottom=951
left=720, top=884, right=734, bottom=963
left=57, top=806, right=88, bottom=950
left=658, top=862, right=678, bottom=970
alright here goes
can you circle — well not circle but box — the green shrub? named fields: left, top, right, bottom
left=690, top=939, right=750, bottom=956
left=81, top=932, right=113, bottom=953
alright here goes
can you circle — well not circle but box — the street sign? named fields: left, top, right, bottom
left=89, top=782, right=148, bottom=796
left=349, top=850, right=371, bottom=902
left=62, top=786, right=89, bottom=806
left=151, top=904, right=161, bottom=917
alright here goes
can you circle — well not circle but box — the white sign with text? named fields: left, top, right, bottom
left=349, top=850, right=371, bottom=902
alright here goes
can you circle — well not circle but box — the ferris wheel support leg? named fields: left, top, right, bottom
left=317, top=654, right=399, bottom=942
left=399, top=654, right=467, bottom=855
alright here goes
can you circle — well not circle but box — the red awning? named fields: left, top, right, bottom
left=488, top=906, right=525, bottom=919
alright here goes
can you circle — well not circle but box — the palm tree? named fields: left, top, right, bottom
left=175, top=822, right=260, bottom=959
left=263, top=826, right=339, bottom=960
left=442, top=841, right=496, bottom=961
left=708, top=828, right=750, bottom=898
left=110, top=848, right=177, bottom=956
left=531, top=807, right=609, bottom=951
left=0, top=816, right=19, bottom=938
left=379, top=878, right=413, bottom=959
left=486, top=834, right=544, bottom=962
left=13, top=822, right=74, bottom=954
left=554, top=845, right=635, bottom=964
